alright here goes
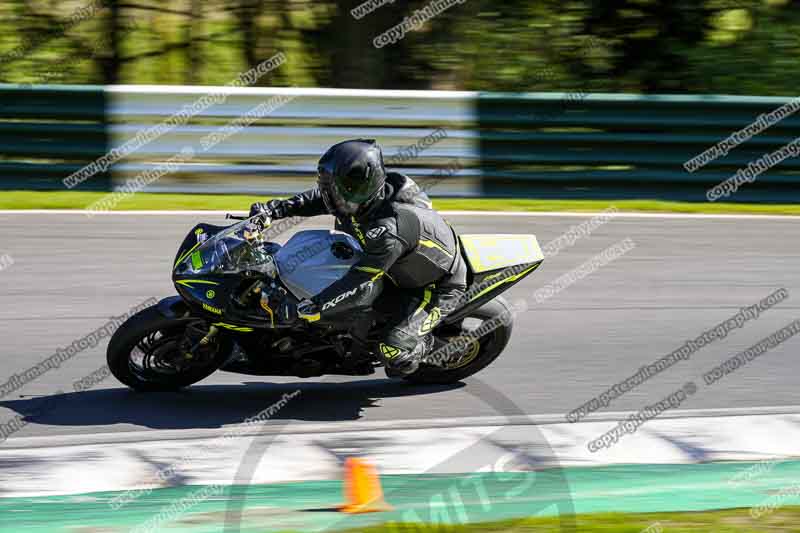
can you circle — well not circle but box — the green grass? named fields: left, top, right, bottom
left=336, top=507, right=800, bottom=532
left=3, top=190, right=800, bottom=215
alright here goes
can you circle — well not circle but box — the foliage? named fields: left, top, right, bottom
left=0, top=0, right=797, bottom=94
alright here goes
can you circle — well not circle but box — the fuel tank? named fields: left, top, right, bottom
left=274, top=230, right=363, bottom=300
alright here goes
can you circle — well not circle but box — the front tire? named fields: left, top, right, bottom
left=107, top=305, right=230, bottom=392
left=404, top=296, right=514, bottom=385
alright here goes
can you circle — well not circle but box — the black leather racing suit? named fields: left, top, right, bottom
left=268, top=172, right=468, bottom=365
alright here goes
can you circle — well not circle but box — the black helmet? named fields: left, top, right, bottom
left=317, top=139, right=386, bottom=217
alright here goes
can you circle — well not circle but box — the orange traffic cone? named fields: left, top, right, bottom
left=339, top=457, right=394, bottom=513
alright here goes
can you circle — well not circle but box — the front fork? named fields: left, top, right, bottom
left=184, top=324, right=219, bottom=360
left=176, top=322, right=224, bottom=369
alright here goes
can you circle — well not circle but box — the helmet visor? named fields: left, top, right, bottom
left=319, top=172, right=361, bottom=216
left=338, top=167, right=375, bottom=203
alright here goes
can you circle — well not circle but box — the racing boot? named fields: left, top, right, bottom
left=381, top=334, right=434, bottom=378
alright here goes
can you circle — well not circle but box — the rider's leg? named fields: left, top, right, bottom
left=378, top=283, right=465, bottom=377
left=377, top=286, right=430, bottom=377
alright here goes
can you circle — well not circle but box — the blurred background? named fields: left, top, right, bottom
left=0, top=0, right=797, bottom=93
left=2, top=0, right=800, bottom=202
left=3, top=4, right=800, bottom=532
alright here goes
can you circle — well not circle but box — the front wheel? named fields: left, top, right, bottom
left=107, top=305, right=231, bottom=392
left=404, top=296, right=514, bottom=385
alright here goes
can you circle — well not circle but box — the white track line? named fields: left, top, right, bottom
left=4, top=408, right=800, bottom=497
left=1, top=209, right=798, bottom=220
left=4, top=405, right=800, bottom=450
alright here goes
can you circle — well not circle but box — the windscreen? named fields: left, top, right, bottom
left=174, top=218, right=274, bottom=276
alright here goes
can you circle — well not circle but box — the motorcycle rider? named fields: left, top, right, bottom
left=249, top=139, right=467, bottom=377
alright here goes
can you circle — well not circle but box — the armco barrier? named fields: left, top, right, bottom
left=1, top=84, right=799, bottom=200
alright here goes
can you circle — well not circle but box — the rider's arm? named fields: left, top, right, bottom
left=308, top=218, right=409, bottom=320
left=251, top=188, right=328, bottom=219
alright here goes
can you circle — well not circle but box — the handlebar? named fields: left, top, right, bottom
left=226, top=213, right=273, bottom=233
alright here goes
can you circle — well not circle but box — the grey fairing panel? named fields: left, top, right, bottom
left=275, top=230, right=363, bottom=300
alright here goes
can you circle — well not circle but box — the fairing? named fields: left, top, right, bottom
left=275, top=230, right=363, bottom=300
left=173, top=219, right=275, bottom=277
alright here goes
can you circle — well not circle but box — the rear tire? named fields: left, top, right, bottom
left=403, top=296, right=514, bottom=385
left=107, top=305, right=231, bottom=392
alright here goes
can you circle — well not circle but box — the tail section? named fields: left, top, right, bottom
left=444, top=234, right=544, bottom=324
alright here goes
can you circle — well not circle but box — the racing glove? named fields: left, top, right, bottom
left=249, top=199, right=287, bottom=220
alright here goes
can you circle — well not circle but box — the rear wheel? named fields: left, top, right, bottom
left=107, top=305, right=231, bottom=392
left=404, top=296, right=514, bottom=385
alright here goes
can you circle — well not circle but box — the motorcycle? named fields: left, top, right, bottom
left=107, top=214, right=544, bottom=390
